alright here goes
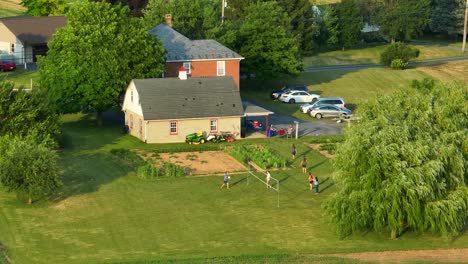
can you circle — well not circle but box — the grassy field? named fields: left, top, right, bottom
left=241, top=67, right=430, bottom=119
left=303, top=44, right=468, bottom=67
left=0, top=68, right=39, bottom=88
left=0, top=0, right=25, bottom=17
left=0, top=113, right=466, bottom=264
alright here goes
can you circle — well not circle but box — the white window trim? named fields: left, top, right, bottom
left=217, top=61, right=225, bottom=76
left=183, top=62, right=191, bottom=75
left=170, top=120, right=178, bottom=135
left=210, top=119, right=218, bottom=132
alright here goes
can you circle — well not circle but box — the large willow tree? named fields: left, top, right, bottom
left=326, top=79, right=468, bottom=239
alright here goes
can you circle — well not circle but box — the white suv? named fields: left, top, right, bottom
left=300, top=97, right=346, bottom=113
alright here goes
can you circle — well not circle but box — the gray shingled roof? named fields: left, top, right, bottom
left=0, top=16, right=66, bottom=44
left=133, top=76, right=244, bottom=120
left=148, top=24, right=243, bottom=61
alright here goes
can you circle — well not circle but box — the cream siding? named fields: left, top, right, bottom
left=0, top=23, right=15, bottom=44
left=122, top=81, right=144, bottom=132
left=144, top=117, right=241, bottom=144
left=125, top=110, right=144, bottom=140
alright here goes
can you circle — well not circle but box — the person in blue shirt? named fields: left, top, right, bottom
left=220, top=171, right=230, bottom=189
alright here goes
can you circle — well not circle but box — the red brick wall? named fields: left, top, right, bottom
left=165, top=60, right=241, bottom=89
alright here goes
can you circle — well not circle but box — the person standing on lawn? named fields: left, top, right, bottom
left=301, top=157, right=307, bottom=173
left=308, top=172, right=315, bottom=191
left=291, top=143, right=297, bottom=159
left=266, top=170, right=271, bottom=188
left=287, top=124, right=293, bottom=138
left=220, top=171, right=230, bottom=189
left=314, top=176, right=320, bottom=194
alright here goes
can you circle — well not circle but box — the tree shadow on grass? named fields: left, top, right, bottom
left=53, top=151, right=132, bottom=202
left=52, top=111, right=136, bottom=201
left=60, top=111, right=129, bottom=151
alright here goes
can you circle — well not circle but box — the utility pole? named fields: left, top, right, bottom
left=221, top=0, right=225, bottom=24
left=463, top=0, right=468, bottom=52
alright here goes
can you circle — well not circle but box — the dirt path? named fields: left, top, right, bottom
left=320, top=248, right=468, bottom=263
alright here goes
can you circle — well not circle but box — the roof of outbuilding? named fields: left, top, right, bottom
left=148, top=24, right=243, bottom=61
left=0, top=16, right=66, bottom=44
left=133, top=76, right=244, bottom=120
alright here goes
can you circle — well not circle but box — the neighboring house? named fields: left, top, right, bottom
left=0, top=16, right=66, bottom=64
left=122, top=71, right=244, bottom=144
left=149, top=16, right=244, bottom=89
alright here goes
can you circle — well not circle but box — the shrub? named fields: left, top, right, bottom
left=390, top=59, right=407, bottom=70
left=319, top=143, right=337, bottom=155
left=110, top=149, right=145, bottom=167
left=137, top=162, right=188, bottom=179
left=137, top=162, right=161, bottom=180
left=380, top=42, right=419, bottom=66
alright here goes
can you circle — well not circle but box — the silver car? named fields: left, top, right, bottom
left=309, top=104, right=352, bottom=119
left=300, top=97, right=347, bottom=113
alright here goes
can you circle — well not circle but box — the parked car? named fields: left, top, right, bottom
left=300, top=97, right=347, bottom=113
left=0, top=60, right=16, bottom=71
left=278, top=90, right=320, bottom=104
left=308, top=104, right=352, bottom=119
left=271, top=84, right=308, bottom=99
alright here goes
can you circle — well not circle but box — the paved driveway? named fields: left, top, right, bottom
left=247, top=113, right=344, bottom=137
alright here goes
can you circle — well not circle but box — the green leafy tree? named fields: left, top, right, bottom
left=0, top=136, right=62, bottom=204
left=326, top=79, right=468, bottom=239
left=39, top=2, right=165, bottom=124
left=316, top=4, right=340, bottom=50
left=95, top=0, right=149, bottom=17
left=144, top=0, right=219, bottom=39
left=21, top=0, right=67, bottom=16
left=336, top=0, right=364, bottom=49
left=375, top=0, right=431, bottom=42
left=277, top=0, right=319, bottom=55
left=235, top=1, right=302, bottom=78
left=380, top=42, right=420, bottom=66
left=0, top=81, right=60, bottom=147
left=429, top=0, right=466, bottom=35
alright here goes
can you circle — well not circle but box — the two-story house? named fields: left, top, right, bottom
left=149, top=15, right=244, bottom=89
left=0, top=16, right=66, bottom=64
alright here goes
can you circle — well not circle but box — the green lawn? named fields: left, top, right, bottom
left=303, top=44, right=468, bottom=67
left=0, top=68, right=39, bottom=88
left=0, top=113, right=466, bottom=263
left=241, top=67, right=430, bottom=119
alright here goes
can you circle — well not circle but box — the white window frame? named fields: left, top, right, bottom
left=170, top=120, right=178, bottom=135
left=210, top=119, right=218, bottom=132
left=217, top=61, right=225, bottom=76
left=183, top=62, right=191, bottom=75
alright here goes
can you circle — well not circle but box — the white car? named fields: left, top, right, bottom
left=279, top=90, right=320, bottom=104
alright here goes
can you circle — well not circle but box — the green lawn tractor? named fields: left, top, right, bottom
left=185, top=131, right=206, bottom=144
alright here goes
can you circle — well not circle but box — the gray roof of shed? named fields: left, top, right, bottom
left=148, top=24, right=243, bottom=61
left=134, top=76, right=244, bottom=120
left=0, top=16, right=66, bottom=44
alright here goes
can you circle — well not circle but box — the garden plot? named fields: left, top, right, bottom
left=157, top=151, right=247, bottom=175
